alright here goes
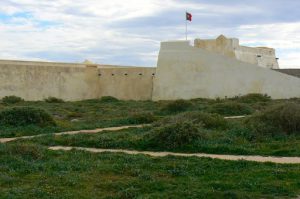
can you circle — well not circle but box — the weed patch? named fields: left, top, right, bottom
left=161, top=99, right=192, bottom=113
left=0, top=106, right=56, bottom=127
left=1, top=96, right=24, bottom=104
left=209, top=102, right=254, bottom=116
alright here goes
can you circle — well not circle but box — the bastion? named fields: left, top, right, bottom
left=0, top=35, right=299, bottom=101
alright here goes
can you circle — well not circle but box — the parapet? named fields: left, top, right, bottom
left=194, top=35, right=279, bottom=69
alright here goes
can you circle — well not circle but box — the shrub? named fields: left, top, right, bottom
left=0, top=106, right=56, bottom=127
left=1, top=96, right=24, bottom=104
left=232, top=93, right=271, bottom=103
left=127, top=112, right=157, bottom=124
left=100, top=96, right=119, bottom=102
left=245, top=102, right=300, bottom=135
left=209, top=102, right=254, bottom=116
left=7, top=143, right=44, bottom=160
left=145, top=121, right=204, bottom=149
left=44, top=97, right=64, bottom=103
left=155, top=111, right=228, bottom=130
left=162, top=99, right=192, bottom=113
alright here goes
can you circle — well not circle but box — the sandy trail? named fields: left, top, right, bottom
left=0, top=115, right=247, bottom=144
left=0, top=125, right=146, bottom=143
left=49, top=146, right=300, bottom=164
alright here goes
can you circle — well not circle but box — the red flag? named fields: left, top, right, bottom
left=186, top=12, right=192, bottom=21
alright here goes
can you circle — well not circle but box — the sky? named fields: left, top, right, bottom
left=0, top=0, right=299, bottom=68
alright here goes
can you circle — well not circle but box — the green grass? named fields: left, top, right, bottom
left=24, top=124, right=300, bottom=157
left=2, top=95, right=300, bottom=198
left=1, top=142, right=300, bottom=198
left=0, top=95, right=271, bottom=138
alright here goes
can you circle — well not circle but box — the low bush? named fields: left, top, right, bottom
left=100, top=96, right=119, bottom=102
left=155, top=111, right=228, bottom=130
left=161, top=99, right=192, bottom=113
left=245, top=102, right=300, bottom=135
left=127, top=112, right=157, bottom=124
left=232, top=93, right=271, bottom=103
left=1, top=96, right=24, bottom=104
left=209, top=102, right=254, bottom=116
left=0, top=106, right=56, bottom=127
left=145, top=121, right=204, bottom=149
left=44, top=97, right=64, bottom=103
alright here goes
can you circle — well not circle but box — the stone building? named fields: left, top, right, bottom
left=0, top=35, right=299, bottom=101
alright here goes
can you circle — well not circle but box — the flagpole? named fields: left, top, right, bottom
left=185, top=11, right=187, bottom=40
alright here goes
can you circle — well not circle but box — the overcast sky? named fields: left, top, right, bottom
left=0, top=0, right=299, bottom=68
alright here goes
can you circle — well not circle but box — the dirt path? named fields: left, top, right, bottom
left=0, top=125, right=146, bottom=143
left=49, top=146, right=300, bottom=164
left=0, top=115, right=247, bottom=144
left=224, top=115, right=247, bottom=119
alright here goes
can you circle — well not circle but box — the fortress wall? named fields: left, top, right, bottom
left=97, top=67, right=156, bottom=100
left=0, top=62, right=100, bottom=101
left=235, top=46, right=279, bottom=69
left=0, top=60, right=156, bottom=101
left=152, top=41, right=300, bottom=100
left=194, top=35, right=279, bottom=69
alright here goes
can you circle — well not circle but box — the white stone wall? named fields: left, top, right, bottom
left=194, top=35, right=279, bottom=69
left=0, top=60, right=155, bottom=101
left=152, top=41, right=300, bottom=100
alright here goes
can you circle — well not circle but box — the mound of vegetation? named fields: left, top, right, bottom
left=145, top=121, right=204, bottom=149
left=245, top=102, right=300, bottom=136
left=232, top=93, right=271, bottom=103
left=209, top=102, right=254, bottom=116
left=155, top=111, right=228, bottom=130
left=127, top=112, right=157, bottom=124
left=44, top=97, right=64, bottom=103
left=0, top=106, right=56, bottom=127
left=100, top=96, right=119, bottom=102
left=1, top=96, right=24, bottom=104
left=161, top=99, right=192, bottom=113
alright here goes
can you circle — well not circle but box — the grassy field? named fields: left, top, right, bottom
left=1, top=95, right=300, bottom=198
left=1, top=143, right=300, bottom=199
left=27, top=125, right=300, bottom=157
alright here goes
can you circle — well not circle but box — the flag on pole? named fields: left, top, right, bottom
left=186, top=12, right=192, bottom=21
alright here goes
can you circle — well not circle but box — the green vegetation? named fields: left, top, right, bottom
left=145, top=121, right=204, bottom=149
left=161, top=99, right=192, bottom=113
left=2, top=94, right=300, bottom=198
left=154, top=112, right=228, bottom=130
left=100, top=96, right=119, bottom=102
left=1, top=143, right=300, bottom=198
left=209, top=102, right=254, bottom=116
left=127, top=112, right=157, bottom=124
left=44, top=97, right=64, bottom=103
left=245, top=102, right=300, bottom=137
left=0, top=106, right=55, bottom=127
left=232, top=93, right=271, bottom=103
left=1, top=95, right=24, bottom=104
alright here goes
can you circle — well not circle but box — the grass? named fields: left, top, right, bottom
left=2, top=95, right=300, bottom=198
left=0, top=94, right=269, bottom=138
left=1, top=142, right=300, bottom=198
left=26, top=125, right=300, bottom=157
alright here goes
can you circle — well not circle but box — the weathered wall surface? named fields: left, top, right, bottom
left=0, top=61, right=100, bottom=101
left=0, top=60, right=155, bottom=101
left=97, top=67, right=155, bottom=100
left=152, top=41, right=300, bottom=100
left=194, top=35, right=279, bottom=69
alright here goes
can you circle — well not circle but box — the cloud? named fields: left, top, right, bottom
left=0, top=0, right=299, bottom=68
